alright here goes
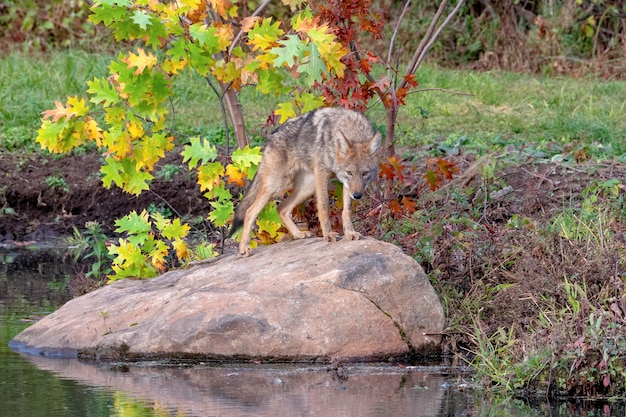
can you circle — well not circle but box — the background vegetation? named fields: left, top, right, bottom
left=1, top=0, right=625, bottom=401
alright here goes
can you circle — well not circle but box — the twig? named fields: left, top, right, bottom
left=148, top=190, right=183, bottom=219
left=410, top=87, right=474, bottom=96
left=402, top=0, right=447, bottom=88
left=412, top=0, right=466, bottom=74
left=228, top=0, right=272, bottom=56
left=205, top=76, right=232, bottom=154
left=387, top=0, right=413, bottom=85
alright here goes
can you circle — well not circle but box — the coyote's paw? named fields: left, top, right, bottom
left=323, top=232, right=339, bottom=243
left=344, top=230, right=362, bottom=241
left=292, top=230, right=315, bottom=239
left=239, top=244, right=252, bottom=257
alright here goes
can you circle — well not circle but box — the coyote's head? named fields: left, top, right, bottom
left=334, top=131, right=382, bottom=200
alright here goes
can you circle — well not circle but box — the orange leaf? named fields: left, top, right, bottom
left=225, top=164, right=246, bottom=187
left=41, top=100, right=73, bottom=123
left=241, top=16, right=262, bottom=32
left=401, top=196, right=417, bottom=214
left=387, top=198, right=402, bottom=215
left=403, top=73, right=418, bottom=87
left=435, top=158, right=459, bottom=179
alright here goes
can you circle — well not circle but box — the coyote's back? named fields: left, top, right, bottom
left=230, top=107, right=381, bottom=256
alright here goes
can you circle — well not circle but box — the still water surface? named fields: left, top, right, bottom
left=0, top=246, right=622, bottom=416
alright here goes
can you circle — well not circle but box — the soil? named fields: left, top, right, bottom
left=0, top=148, right=212, bottom=243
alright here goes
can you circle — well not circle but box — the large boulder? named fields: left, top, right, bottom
left=10, top=238, right=445, bottom=362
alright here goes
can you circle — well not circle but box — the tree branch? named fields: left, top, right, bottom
left=411, top=0, right=465, bottom=75
left=387, top=0, right=413, bottom=86
left=228, top=0, right=273, bottom=56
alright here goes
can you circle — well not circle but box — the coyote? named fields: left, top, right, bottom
left=229, top=107, right=382, bottom=256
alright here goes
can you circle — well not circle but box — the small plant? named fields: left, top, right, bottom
left=65, top=221, right=113, bottom=280
left=100, top=310, right=111, bottom=335
left=146, top=203, right=173, bottom=218
left=155, top=164, right=182, bottom=181
left=45, top=175, right=70, bottom=193
left=551, top=179, right=624, bottom=250
left=107, top=210, right=219, bottom=282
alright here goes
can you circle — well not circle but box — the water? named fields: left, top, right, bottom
left=0, top=246, right=622, bottom=416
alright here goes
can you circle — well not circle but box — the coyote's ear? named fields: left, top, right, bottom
left=336, top=130, right=352, bottom=157
left=368, top=132, right=382, bottom=155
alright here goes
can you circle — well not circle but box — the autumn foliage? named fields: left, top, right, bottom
left=35, top=0, right=461, bottom=279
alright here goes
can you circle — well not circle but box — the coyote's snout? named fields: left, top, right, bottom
left=229, top=107, right=381, bottom=256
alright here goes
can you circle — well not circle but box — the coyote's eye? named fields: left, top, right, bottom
left=346, top=170, right=353, bottom=177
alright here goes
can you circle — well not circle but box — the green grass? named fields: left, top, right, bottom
left=399, top=65, right=626, bottom=159
left=2, top=49, right=626, bottom=160
left=0, top=50, right=112, bottom=152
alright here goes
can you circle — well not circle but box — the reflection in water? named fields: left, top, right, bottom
left=20, top=357, right=455, bottom=417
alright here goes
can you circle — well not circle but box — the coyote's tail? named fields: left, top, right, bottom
left=227, top=173, right=261, bottom=238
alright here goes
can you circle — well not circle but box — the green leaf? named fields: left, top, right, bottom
left=208, top=200, right=234, bottom=227
left=115, top=210, right=151, bottom=234
left=231, top=146, right=263, bottom=170
left=270, top=34, right=306, bottom=67
left=189, top=23, right=220, bottom=53
left=204, top=182, right=232, bottom=201
left=297, top=91, right=325, bottom=113
left=256, top=69, right=290, bottom=95
left=87, top=77, right=119, bottom=107
left=126, top=168, right=154, bottom=195
left=100, top=157, right=125, bottom=189
left=89, top=3, right=127, bottom=26
left=248, top=18, right=284, bottom=51
left=298, top=43, right=326, bottom=85
left=36, top=119, right=73, bottom=153
left=186, top=42, right=215, bottom=75
left=131, top=9, right=152, bottom=30
left=159, top=217, right=190, bottom=240
left=181, top=137, right=218, bottom=168
left=143, top=17, right=169, bottom=48
left=275, top=101, right=297, bottom=123
left=100, top=157, right=153, bottom=195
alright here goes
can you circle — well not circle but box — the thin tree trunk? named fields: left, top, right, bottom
left=385, top=106, right=397, bottom=158
left=222, top=85, right=248, bottom=149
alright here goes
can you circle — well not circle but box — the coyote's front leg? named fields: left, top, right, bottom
left=315, top=170, right=339, bottom=242
left=342, top=185, right=361, bottom=241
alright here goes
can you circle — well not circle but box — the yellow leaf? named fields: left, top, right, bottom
left=124, top=48, right=158, bottom=75
left=275, top=102, right=296, bottom=123
left=127, top=120, right=144, bottom=139
left=162, top=57, right=187, bottom=75
left=225, top=164, right=246, bottom=187
left=215, top=22, right=234, bottom=50
left=66, top=95, right=89, bottom=117
left=208, top=0, right=237, bottom=20
left=197, top=162, right=225, bottom=192
left=172, top=238, right=189, bottom=261
left=85, top=117, right=104, bottom=147
left=106, top=129, right=133, bottom=159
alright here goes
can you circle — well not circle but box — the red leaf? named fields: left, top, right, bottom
left=388, top=198, right=402, bottom=215
left=403, top=73, right=419, bottom=88
left=401, top=196, right=417, bottom=214
left=424, top=170, right=442, bottom=191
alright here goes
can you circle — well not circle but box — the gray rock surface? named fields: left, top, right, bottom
left=10, top=238, right=445, bottom=362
